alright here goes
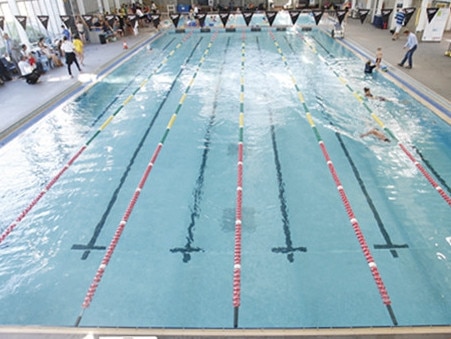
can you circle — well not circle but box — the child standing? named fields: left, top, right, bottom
left=73, top=34, right=84, bottom=66
left=375, top=47, right=383, bottom=69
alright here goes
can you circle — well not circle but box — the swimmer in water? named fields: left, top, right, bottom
left=363, top=87, right=389, bottom=101
left=360, top=127, right=390, bottom=142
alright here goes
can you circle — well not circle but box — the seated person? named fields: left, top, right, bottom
left=0, top=57, right=13, bottom=81
left=18, top=55, right=41, bottom=84
left=363, top=87, right=388, bottom=101
left=364, top=60, right=376, bottom=74
left=38, top=37, right=63, bottom=67
left=151, top=1, right=158, bottom=13
left=30, top=50, right=47, bottom=73
left=360, top=127, right=390, bottom=142
left=102, top=20, right=115, bottom=39
left=112, top=18, right=124, bottom=38
left=91, top=16, right=102, bottom=30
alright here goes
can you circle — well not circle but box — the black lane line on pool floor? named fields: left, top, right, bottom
left=413, top=146, right=451, bottom=196
left=169, top=37, right=232, bottom=262
left=309, top=34, right=451, bottom=206
left=258, top=36, right=307, bottom=262
left=71, top=37, right=203, bottom=260
left=316, top=98, right=408, bottom=258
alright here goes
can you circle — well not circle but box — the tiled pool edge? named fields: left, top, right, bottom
left=0, top=325, right=450, bottom=338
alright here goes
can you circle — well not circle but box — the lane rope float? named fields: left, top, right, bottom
left=233, top=30, right=246, bottom=329
left=75, top=32, right=219, bottom=327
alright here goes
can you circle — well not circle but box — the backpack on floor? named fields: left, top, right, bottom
left=26, top=69, right=41, bottom=84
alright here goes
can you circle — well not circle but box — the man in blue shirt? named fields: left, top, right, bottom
left=392, top=8, right=405, bottom=40
left=398, top=29, right=418, bottom=69
left=61, top=25, right=71, bottom=40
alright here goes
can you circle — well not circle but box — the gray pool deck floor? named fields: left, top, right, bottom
left=0, top=15, right=450, bottom=339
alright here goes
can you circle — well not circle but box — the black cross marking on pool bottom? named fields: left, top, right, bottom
left=272, top=244, right=307, bottom=263
left=334, top=130, right=409, bottom=258
left=71, top=243, right=106, bottom=260
left=268, top=112, right=307, bottom=262
left=170, top=233, right=204, bottom=263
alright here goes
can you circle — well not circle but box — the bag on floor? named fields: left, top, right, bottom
left=26, top=69, right=41, bottom=84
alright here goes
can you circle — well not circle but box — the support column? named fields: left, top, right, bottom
left=375, top=0, right=383, bottom=16
left=97, top=0, right=105, bottom=13
left=76, top=0, right=86, bottom=14
left=7, top=0, right=29, bottom=45
left=103, top=0, right=111, bottom=13
left=415, top=0, right=429, bottom=32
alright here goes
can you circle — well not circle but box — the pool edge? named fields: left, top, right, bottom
left=0, top=325, right=450, bottom=338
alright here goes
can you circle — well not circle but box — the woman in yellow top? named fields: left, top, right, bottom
left=73, top=34, right=84, bottom=66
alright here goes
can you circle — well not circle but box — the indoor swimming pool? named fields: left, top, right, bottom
left=0, top=20, right=450, bottom=329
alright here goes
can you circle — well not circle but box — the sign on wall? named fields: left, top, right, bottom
left=422, top=7, right=450, bottom=41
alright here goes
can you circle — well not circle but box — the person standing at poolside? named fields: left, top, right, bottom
left=3, top=33, right=20, bottom=64
left=375, top=47, right=383, bottom=68
left=61, top=25, right=71, bottom=40
left=73, top=34, right=84, bottom=66
left=392, top=8, right=405, bottom=40
left=398, top=29, right=418, bottom=69
left=61, top=36, right=81, bottom=78
left=76, top=19, right=86, bottom=43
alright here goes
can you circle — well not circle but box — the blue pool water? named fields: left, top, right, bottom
left=0, top=21, right=450, bottom=329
